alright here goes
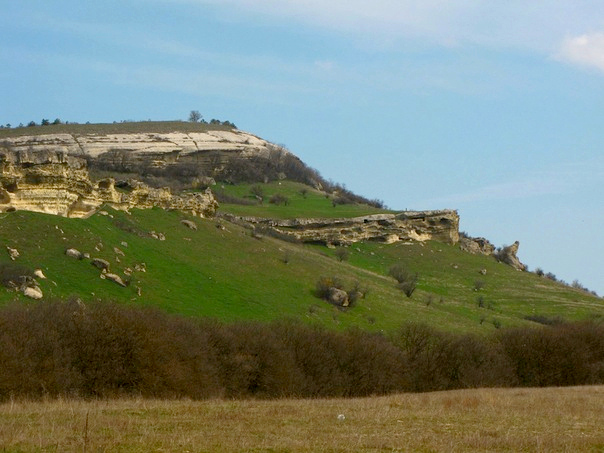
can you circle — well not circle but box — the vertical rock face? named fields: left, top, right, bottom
left=0, top=149, right=218, bottom=218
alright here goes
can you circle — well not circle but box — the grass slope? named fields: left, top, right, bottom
left=0, top=195, right=601, bottom=334
left=215, top=180, right=391, bottom=218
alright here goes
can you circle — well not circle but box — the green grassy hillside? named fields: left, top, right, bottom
left=215, top=180, right=391, bottom=218
left=1, top=193, right=601, bottom=334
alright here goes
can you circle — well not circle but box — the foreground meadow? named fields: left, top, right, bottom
left=1, top=386, right=603, bottom=452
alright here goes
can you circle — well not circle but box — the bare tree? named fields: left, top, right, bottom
left=188, top=110, right=202, bottom=122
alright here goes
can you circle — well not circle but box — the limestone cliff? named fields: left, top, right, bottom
left=0, top=149, right=217, bottom=218
left=223, top=210, right=460, bottom=245
left=0, top=130, right=278, bottom=177
left=0, top=128, right=461, bottom=248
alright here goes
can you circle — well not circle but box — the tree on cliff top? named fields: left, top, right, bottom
left=188, top=110, right=202, bottom=122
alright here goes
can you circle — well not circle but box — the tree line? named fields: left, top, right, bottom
left=0, top=300, right=602, bottom=400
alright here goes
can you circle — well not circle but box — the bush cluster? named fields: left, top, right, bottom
left=1, top=301, right=602, bottom=401
left=389, top=264, right=418, bottom=297
left=0, top=262, right=33, bottom=288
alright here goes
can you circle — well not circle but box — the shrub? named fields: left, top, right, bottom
left=213, top=190, right=257, bottom=206
left=315, top=276, right=344, bottom=300
left=250, top=185, right=264, bottom=200
left=269, top=193, right=289, bottom=206
left=0, top=262, right=33, bottom=288
left=334, top=247, right=349, bottom=262
left=389, top=264, right=418, bottom=297
left=474, top=280, right=485, bottom=291
left=523, top=315, right=566, bottom=326
left=477, top=295, right=485, bottom=308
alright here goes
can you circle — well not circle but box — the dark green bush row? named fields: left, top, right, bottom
left=0, top=300, right=602, bottom=400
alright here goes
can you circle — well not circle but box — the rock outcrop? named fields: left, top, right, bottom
left=495, top=241, right=527, bottom=271
left=0, top=149, right=217, bottom=218
left=0, top=129, right=279, bottom=180
left=459, top=236, right=495, bottom=255
left=223, top=210, right=460, bottom=245
left=1, top=130, right=272, bottom=158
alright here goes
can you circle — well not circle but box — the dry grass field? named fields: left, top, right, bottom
left=1, top=386, right=603, bottom=452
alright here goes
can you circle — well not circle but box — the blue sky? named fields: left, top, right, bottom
left=1, top=0, right=603, bottom=295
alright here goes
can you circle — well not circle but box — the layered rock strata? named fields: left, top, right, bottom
left=1, top=130, right=271, bottom=156
left=0, top=149, right=217, bottom=218
left=0, top=130, right=279, bottom=176
left=223, top=210, right=460, bottom=245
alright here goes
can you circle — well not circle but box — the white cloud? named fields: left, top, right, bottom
left=557, top=33, right=604, bottom=72
left=161, top=0, right=604, bottom=52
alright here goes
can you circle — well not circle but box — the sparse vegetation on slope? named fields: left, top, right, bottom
left=0, top=202, right=601, bottom=333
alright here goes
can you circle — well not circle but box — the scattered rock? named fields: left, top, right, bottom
left=91, top=258, right=110, bottom=271
left=121, top=241, right=128, bottom=248
left=134, top=263, right=146, bottom=272
left=328, top=287, right=349, bottom=307
left=23, top=286, right=43, bottom=300
left=113, top=247, right=125, bottom=256
left=149, top=231, right=166, bottom=240
left=65, top=248, right=83, bottom=259
left=479, top=269, right=487, bottom=275
left=181, top=219, right=198, bottom=230
left=34, top=269, right=46, bottom=279
left=6, top=246, right=19, bottom=261
left=104, top=273, right=127, bottom=287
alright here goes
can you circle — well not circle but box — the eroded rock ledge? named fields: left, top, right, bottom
left=222, top=210, right=460, bottom=245
left=0, top=149, right=217, bottom=218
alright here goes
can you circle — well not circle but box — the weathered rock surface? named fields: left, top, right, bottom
left=459, top=236, right=496, bottom=255
left=496, top=241, right=527, bottom=271
left=0, top=149, right=217, bottom=218
left=222, top=210, right=460, bottom=245
left=0, top=130, right=279, bottom=186
left=91, top=258, right=110, bottom=271
left=104, top=273, right=127, bottom=287
left=66, top=248, right=83, bottom=259
left=181, top=219, right=197, bottom=230
left=328, top=287, right=349, bottom=307
left=23, top=286, right=43, bottom=300
left=6, top=246, right=19, bottom=260
left=1, top=130, right=272, bottom=158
